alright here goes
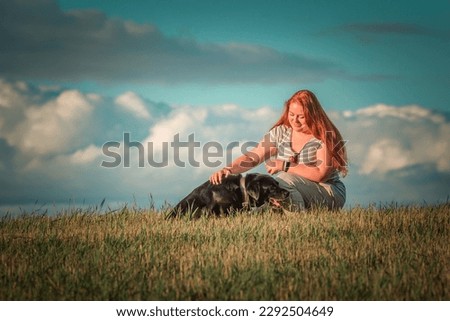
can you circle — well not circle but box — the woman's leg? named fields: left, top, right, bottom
left=274, top=172, right=307, bottom=211
left=275, top=172, right=345, bottom=210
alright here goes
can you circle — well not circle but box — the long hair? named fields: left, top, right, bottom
left=271, top=90, right=348, bottom=176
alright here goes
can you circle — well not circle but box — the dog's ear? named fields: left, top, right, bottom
left=245, top=174, right=261, bottom=200
left=244, top=173, right=258, bottom=186
left=246, top=184, right=260, bottom=201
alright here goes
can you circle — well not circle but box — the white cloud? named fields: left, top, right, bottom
left=359, top=139, right=413, bottom=174
left=115, top=91, right=151, bottom=119
left=0, top=79, right=32, bottom=140
left=7, top=90, right=95, bottom=155
left=69, top=144, right=103, bottom=165
left=140, top=104, right=278, bottom=173
left=350, top=104, right=445, bottom=123
left=337, top=104, right=450, bottom=175
left=0, top=79, right=29, bottom=109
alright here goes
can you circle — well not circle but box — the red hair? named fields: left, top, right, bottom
left=271, top=90, right=348, bottom=176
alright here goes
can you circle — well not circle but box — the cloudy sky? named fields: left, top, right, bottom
left=1, top=0, right=449, bottom=213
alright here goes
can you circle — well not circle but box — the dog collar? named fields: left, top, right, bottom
left=239, top=176, right=250, bottom=208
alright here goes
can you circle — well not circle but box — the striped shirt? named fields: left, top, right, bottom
left=267, top=125, right=340, bottom=182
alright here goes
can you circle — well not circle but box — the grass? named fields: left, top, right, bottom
left=0, top=203, right=448, bottom=300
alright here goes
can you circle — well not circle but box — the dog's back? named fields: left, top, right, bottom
left=166, top=174, right=243, bottom=218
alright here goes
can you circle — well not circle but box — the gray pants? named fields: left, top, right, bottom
left=275, top=172, right=346, bottom=211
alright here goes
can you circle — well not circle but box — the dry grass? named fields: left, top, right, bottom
left=0, top=203, right=448, bottom=300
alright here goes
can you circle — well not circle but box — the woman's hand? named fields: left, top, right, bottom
left=265, top=159, right=284, bottom=175
left=209, top=168, right=232, bottom=185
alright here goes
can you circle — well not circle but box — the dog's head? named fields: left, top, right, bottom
left=245, top=173, right=290, bottom=207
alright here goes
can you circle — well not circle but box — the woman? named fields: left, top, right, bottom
left=210, top=90, right=347, bottom=211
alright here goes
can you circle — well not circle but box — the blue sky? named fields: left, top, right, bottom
left=0, top=0, right=449, bottom=212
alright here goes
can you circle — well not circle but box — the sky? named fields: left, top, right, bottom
left=0, top=0, right=449, bottom=213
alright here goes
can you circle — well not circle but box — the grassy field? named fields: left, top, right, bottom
left=0, top=203, right=448, bottom=300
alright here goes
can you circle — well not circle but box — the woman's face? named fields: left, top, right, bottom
left=288, top=102, right=310, bottom=134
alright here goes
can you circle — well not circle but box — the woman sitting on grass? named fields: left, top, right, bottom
left=210, top=89, right=347, bottom=211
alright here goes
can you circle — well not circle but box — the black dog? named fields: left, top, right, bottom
left=166, top=173, right=290, bottom=218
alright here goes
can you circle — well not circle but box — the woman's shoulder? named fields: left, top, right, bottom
left=269, top=124, right=290, bottom=135
left=268, top=125, right=291, bottom=141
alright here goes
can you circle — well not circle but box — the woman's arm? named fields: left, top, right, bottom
left=210, top=134, right=277, bottom=184
left=266, top=142, right=332, bottom=183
